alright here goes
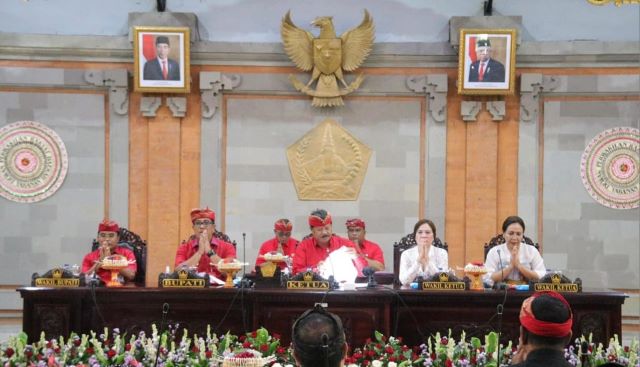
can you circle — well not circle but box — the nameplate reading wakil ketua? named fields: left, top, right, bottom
left=533, top=273, right=581, bottom=293
left=32, top=268, right=82, bottom=287
left=421, top=272, right=467, bottom=291
left=159, top=269, right=209, bottom=288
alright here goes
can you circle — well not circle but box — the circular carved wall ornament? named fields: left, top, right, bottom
left=580, top=127, right=639, bottom=209
left=0, top=121, right=69, bottom=203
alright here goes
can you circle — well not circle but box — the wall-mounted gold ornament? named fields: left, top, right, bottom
left=281, top=10, right=375, bottom=107
left=286, top=119, right=372, bottom=200
left=586, top=0, right=639, bottom=6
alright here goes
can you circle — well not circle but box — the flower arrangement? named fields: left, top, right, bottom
left=0, top=326, right=637, bottom=367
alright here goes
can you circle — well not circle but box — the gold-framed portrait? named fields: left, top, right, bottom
left=457, top=28, right=516, bottom=95
left=133, top=26, right=190, bottom=93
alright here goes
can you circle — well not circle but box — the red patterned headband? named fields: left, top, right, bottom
left=519, top=291, right=573, bottom=338
left=274, top=220, right=293, bottom=232
left=98, top=219, right=119, bottom=233
left=309, top=213, right=332, bottom=227
left=345, top=218, right=365, bottom=229
left=190, top=207, right=215, bottom=223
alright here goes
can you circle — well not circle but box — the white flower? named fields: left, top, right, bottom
left=389, top=362, right=398, bottom=367
left=372, top=360, right=383, bottom=367
left=347, top=364, right=359, bottom=367
left=272, top=364, right=282, bottom=367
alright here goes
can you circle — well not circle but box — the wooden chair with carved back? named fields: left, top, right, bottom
left=483, top=233, right=539, bottom=261
left=393, top=233, right=448, bottom=286
left=91, top=227, right=147, bottom=286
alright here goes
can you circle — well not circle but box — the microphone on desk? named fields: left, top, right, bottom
left=363, top=266, right=377, bottom=288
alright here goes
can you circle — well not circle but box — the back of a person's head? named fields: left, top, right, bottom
left=521, top=291, right=572, bottom=348
left=292, top=306, right=346, bottom=367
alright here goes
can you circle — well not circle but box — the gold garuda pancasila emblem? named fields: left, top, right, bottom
left=286, top=118, right=371, bottom=200
left=281, top=10, right=375, bottom=107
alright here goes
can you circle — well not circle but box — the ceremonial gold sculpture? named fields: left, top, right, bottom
left=286, top=119, right=371, bottom=200
left=281, top=10, right=375, bottom=107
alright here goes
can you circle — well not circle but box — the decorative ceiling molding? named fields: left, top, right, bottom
left=200, top=72, right=241, bottom=118
left=406, top=74, right=448, bottom=123
left=486, top=101, right=506, bottom=121
left=461, top=101, right=482, bottom=122
left=166, top=97, right=187, bottom=118
left=520, top=73, right=559, bottom=122
left=140, top=97, right=162, bottom=117
left=83, top=70, right=129, bottom=116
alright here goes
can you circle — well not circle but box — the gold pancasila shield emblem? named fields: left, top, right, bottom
left=286, top=119, right=371, bottom=200
left=281, top=10, right=375, bottom=107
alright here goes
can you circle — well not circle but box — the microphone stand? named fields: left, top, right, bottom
left=153, top=303, right=170, bottom=367
left=242, top=233, right=246, bottom=277
left=496, top=249, right=507, bottom=367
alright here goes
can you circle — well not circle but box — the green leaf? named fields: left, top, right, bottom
left=256, top=327, right=269, bottom=345
left=470, top=337, right=481, bottom=349
left=485, top=332, right=498, bottom=355
left=375, top=331, right=384, bottom=343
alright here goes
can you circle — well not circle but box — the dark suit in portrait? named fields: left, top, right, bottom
left=143, top=58, right=180, bottom=81
left=468, top=58, right=505, bottom=83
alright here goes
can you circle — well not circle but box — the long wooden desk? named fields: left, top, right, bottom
left=19, top=287, right=625, bottom=346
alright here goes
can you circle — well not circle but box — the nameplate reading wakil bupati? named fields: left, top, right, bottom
left=287, top=281, right=330, bottom=290
left=161, top=278, right=206, bottom=288
left=422, top=282, right=466, bottom=291
left=533, top=283, right=579, bottom=292
left=33, top=278, right=80, bottom=287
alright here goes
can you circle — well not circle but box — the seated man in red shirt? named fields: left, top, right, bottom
left=345, top=218, right=385, bottom=271
left=292, top=209, right=366, bottom=275
left=255, top=218, right=298, bottom=271
left=81, top=220, right=137, bottom=284
left=174, top=207, right=237, bottom=280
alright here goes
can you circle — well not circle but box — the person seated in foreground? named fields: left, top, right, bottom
left=81, top=219, right=137, bottom=284
left=292, top=305, right=347, bottom=367
left=174, top=207, right=236, bottom=280
left=484, top=215, right=546, bottom=287
left=345, top=218, right=385, bottom=271
left=292, top=209, right=366, bottom=276
left=398, top=219, right=448, bottom=286
left=510, top=291, right=574, bottom=367
left=255, top=218, right=298, bottom=271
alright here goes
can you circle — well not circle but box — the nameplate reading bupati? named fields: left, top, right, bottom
left=422, top=282, right=466, bottom=291
left=287, top=281, right=330, bottom=290
left=158, top=269, right=210, bottom=288
left=161, top=279, right=207, bottom=288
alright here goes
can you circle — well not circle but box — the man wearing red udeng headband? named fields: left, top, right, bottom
left=255, top=218, right=298, bottom=270
left=292, top=209, right=366, bottom=275
left=511, top=291, right=574, bottom=367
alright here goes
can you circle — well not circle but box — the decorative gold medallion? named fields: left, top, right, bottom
left=281, top=10, right=375, bottom=107
left=286, top=119, right=371, bottom=200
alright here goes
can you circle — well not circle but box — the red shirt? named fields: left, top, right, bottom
left=255, top=237, right=298, bottom=270
left=358, top=239, right=385, bottom=267
left=292, top=235, right=366, bottom=275
left=174, top=236, right=237, bottom=279
left=82, top=246, right=137, bottom=284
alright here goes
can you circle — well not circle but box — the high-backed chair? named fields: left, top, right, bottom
left=392, top=233, right=448, bottom=286
left=483, top=234, right=539, bottom=261
left=91, top=227, right=147, bottom=286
